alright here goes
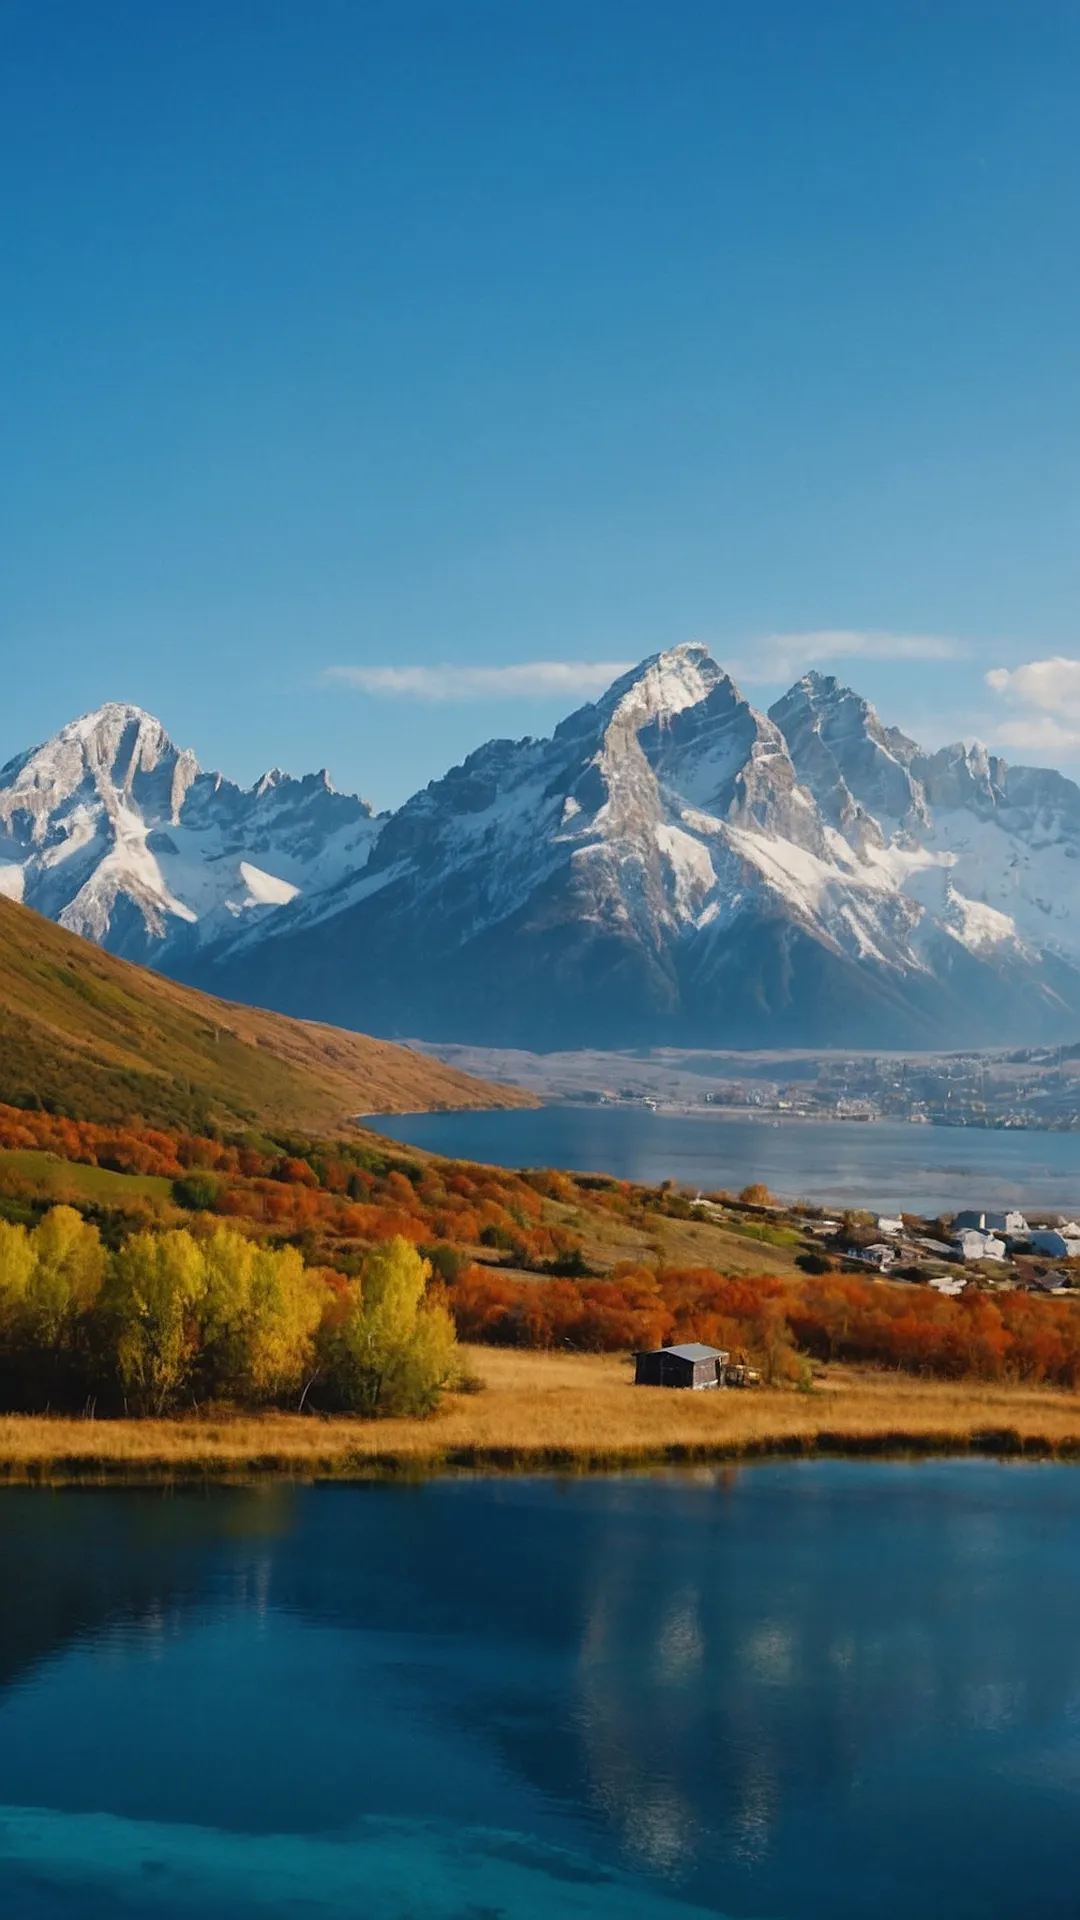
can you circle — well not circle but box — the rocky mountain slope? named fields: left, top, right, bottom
left=7, top=653, right=1080, bottom=1048
left=0, top=896, right=533, bottom=1130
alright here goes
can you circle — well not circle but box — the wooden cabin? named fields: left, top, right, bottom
left=634, top=1342, right=729, bottom=1389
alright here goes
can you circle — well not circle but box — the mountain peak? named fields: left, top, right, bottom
left=253, top=767, right=289, bottom=796
left=53, top=703, right=190, bottom=772
left=67, top=700, right=165, bottom=735
left=1, top=702, right=196, bottom=815
left=611, top=643, right=725, bottom=721
left=769, top=673, right=925, bottom=834
left=0, top=702, right=377, bottom=961
left=556, top=644, right=728, bottom=742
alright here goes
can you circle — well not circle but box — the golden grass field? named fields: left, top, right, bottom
left=2, top=1346, right=1080, bottom=1481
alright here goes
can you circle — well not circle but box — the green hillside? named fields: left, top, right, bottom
left=0, top=897, right=533, bottom=1131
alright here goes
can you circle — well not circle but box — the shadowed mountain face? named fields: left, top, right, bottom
left=7, top=652, right=1080, bottom=1048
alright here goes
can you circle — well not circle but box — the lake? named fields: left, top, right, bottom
left=2, top=1466, right=1080, bottom=1918
left=369, top=1106, right=1080, bottom=1213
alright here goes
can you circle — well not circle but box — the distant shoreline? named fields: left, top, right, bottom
left=414, top=1040, right=1080, bottom=1133
left=364, top=1105, right=1080, bottom=1215
left=366, top=1099, right=1075, bottom=1132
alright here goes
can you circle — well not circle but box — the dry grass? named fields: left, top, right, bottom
left=3, top=1347, right=1080, bottom=1481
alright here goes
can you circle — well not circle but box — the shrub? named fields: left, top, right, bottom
left=796, top=1251, right=833, bottom=1275
left=739, top=1183, right=774, bottom=1207
left=421, top=1242, right=470, bottom=1286
left=172, top=1171, right=223, bottom=1212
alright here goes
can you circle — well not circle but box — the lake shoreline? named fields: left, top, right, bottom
left=3, top=1349, right=1079, bottom=1484
left=1, top=1433, right=1077, bottom=1488
left=366, top=1105, right=1080, bottom=1213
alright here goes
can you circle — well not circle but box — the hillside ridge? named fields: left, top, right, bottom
left=0, top=896, right=534, bottom=1130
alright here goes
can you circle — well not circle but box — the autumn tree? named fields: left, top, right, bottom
left=317, top=1235, right=459, bottom=1415
left=23, top=1206, right=106, bottom=1346
left=103, top=1228, right=207, bottom=1414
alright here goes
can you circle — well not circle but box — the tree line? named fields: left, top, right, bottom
left=0, top=1209, right=459, bottom=1417
left=451, top=1263, right=1080, bottom=1387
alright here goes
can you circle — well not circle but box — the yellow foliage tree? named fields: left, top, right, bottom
left=0, top=1221, right=34, bottom=1308
left=196, top=1227, right=325, bottom=1402
left=322, top=1235, right=459, bottom=1416
left=25, top=1207, right=106, bottom=1344
left=245, top=1244, right=324, bottom=1401
left=105, top=1228, right=207, bottom=1414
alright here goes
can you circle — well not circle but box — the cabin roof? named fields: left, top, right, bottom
left=651, top=1342, right=725, bottom=1363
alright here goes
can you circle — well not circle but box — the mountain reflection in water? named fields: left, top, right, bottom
left=1, top=1466, right=1079, bottom=1918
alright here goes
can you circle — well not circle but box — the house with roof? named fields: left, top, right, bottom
left=634, top=1343, right=728, bottom=1389
left=953, top=1209, right=1028, bottom=1236
left=1030, top=1227, right=1080, bottom=1259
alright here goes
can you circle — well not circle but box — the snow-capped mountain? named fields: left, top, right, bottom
left=184, top=647, right=1080, bottom=1048
left=0, top=704, right=379, bottom=961
left=7, top=657, right=1080, bottom=1049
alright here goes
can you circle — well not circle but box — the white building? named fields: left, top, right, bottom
left=952, top=1229, right=1007, bottom=1263
left=929, top=1273, right=967, bottom=1296
left=876, top=1215, right=904, bottom=1237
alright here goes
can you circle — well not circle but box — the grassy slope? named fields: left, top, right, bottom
left=561, top=1198, right=805, bottom=1277
left=3, top=1349, right=1079, bottom=1478
left=0, top=1149, right=173, bottom=1204
left=0, top=898, right=535, bottom=1132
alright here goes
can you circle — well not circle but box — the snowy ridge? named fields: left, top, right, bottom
left=184, top=645, right=1080, bottom=1047
left=7, top=653, right=1080, bottom=1048
left=0, top=704, right=379, bottom=961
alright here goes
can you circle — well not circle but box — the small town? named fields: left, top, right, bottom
left=458, top=1042, right=1080, bottom=1130
left=614, top=1047, right=1080, bottom=1129
left=689, top=1191, right=1080, bottom=1297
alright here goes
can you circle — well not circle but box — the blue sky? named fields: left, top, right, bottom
left=3, top=0, right=1079, bottom=806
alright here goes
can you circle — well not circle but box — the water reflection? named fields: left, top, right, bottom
left=0, top=1485, right=294, bottom=1694
left=0, top=1466, right=1079, bottom=1918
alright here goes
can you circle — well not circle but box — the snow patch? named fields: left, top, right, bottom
left=655, top=823, right=716, bottom=921
left=940, top=889, right=1019, bottom=953
left=236, top=862, right=300, bottom=907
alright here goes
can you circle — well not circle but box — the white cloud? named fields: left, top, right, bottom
left=984, top=657, right=1080, bottom=757
left=986, top=656, right=1080, bottom=718
left=992, top=716, right=1080, bottom=752
left=734, top=629, right=971, bottom=685
left=324, top=661, right=632, bottom=702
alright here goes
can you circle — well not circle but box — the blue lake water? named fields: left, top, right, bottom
left=369, top=1105, right=1080, bottom=1214
left=2, top=1466, right=1080, bottom=1918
